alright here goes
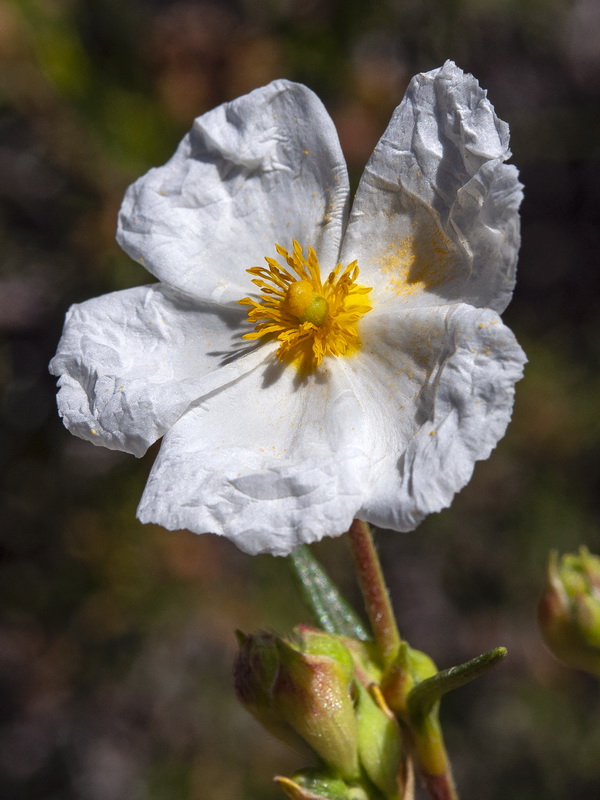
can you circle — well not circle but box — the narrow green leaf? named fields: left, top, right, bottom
left=288, top=546, right=370, bottom=641
left=407, top=647, right=507, bottom=725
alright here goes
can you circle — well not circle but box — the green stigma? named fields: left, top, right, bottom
left=300, top=294, right=328, bottom=326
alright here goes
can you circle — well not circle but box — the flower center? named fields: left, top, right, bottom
left=284, top=280, right=328, bottom=326
left=239, top=240, right=372, bottom=375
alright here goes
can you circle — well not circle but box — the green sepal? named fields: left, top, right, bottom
left=289, top=545, right=370, bottom=641
left=407, top=646, right=507, bottom=726
left=275, top=633, right=360, bottom=780
left=233, top=631, right=308, bottom=755
left=275, top=770, right=351, bottom=800
left=275, top=769, right=381, bottom=800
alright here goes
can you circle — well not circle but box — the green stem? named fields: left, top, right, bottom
left=347, top=519, right=401, bottom=667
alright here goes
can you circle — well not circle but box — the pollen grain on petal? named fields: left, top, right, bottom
left=239, top=240, right=372, bottom=374
left=377, top=221, right=465, bottom=299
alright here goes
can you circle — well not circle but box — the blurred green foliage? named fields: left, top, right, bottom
left=1, top=0, right=600, bottom=799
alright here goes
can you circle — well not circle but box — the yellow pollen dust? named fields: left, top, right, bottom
left=238, top=240, right=372, bottom=374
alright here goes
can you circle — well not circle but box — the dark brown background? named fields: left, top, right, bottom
left=1, top=1, right=600, bottom=798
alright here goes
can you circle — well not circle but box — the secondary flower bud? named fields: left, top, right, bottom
left=538, top=548, right=600, bottom=677
left=381, top=641, right=437, bottom=717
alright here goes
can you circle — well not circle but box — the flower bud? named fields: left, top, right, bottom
left=339, top=637, right=383, bottom=688
left=234, top=627, right=360, bottom=780
left=539, top=548, right=600, bottom=677
left=355, top=683, right=403, bottom=799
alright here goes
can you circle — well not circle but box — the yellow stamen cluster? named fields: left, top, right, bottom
left=239, top=240, right=372, bottom=374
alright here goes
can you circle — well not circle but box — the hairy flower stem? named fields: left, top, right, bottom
left=348, top=520, right=461, bottom=800
left=347, top=519, right=401, bottom=667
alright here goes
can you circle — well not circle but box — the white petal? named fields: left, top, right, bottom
left=137, top=358, right=370, bottom=556
left=117, top=80, right=350, bottom=304
left=49, top=284, right=270, bottom=456
left=341, top=61, right=522, bottom=313
left=349, top=303, right=526, bottom=530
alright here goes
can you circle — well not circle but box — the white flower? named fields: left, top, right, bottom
left=50, top=61, right=526, bottom=556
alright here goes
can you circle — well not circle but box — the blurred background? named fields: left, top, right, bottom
left=1, top=0, right=600, bottom=798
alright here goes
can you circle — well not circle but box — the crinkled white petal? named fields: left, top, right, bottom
left=117, top=80, right=350, bottom=304
left=49, top=284, right=270, bottom=456
left=350, top=302, right=526, bottom=530
left=340, top=60, right=522, bottom=314
left=137, top=358, right=370, bottom=556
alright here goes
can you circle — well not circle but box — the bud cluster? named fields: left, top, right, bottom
left=234, top=540, right=508, bottom=800
left=538, top=547, right=600, bottom=678
left=234, top=621, right=505, bottom=800
left=234, top=626, right=404, bottom=799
